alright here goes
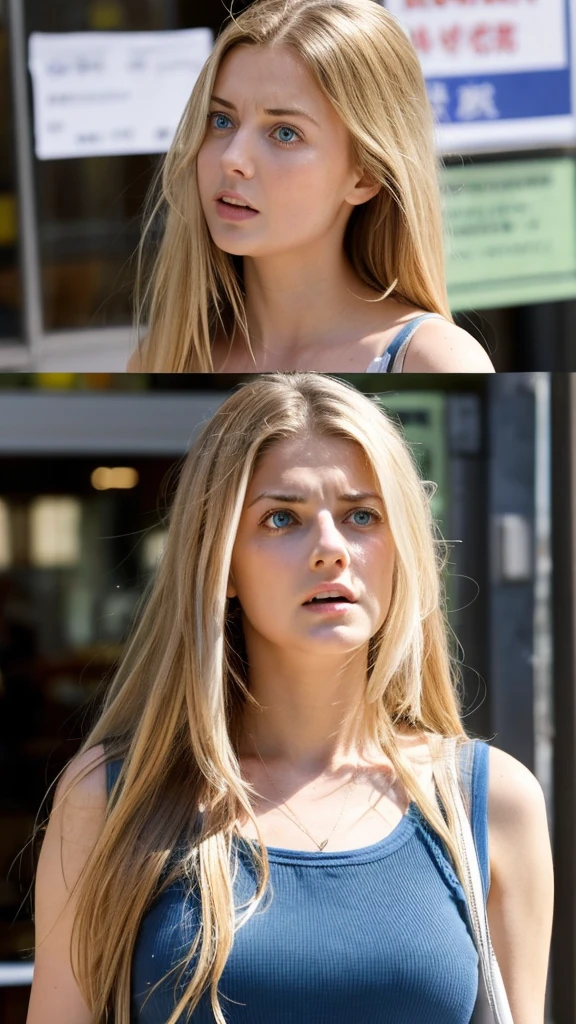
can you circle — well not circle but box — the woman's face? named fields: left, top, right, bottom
left=196, top=43, right=379, bottom=258
left=229, top=434, right=396, bottom=657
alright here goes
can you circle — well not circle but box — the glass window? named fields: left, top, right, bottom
left=0, top=453, right=175, bottom=987
left=24, top=0, right=233, bottom=332
left=0, top=0, right=22, bottom=343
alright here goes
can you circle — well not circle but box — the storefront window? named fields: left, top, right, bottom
left=24, top=1, right=231, bottom=332
left=0, top=0, right=22, bottom=342
left=0, top=453, right=174, bottom=981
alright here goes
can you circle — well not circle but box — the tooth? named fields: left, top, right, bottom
left=222, top=197, right=249, bottom=208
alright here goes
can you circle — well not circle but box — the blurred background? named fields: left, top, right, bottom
left=0, top=0, right=576, bottom=370
left=0, top=370, right=572, bottom=1022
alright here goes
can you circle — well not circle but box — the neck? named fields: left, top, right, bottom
left=242, top=242, right=378, bottom=359
left=237, top=638, right=375, bottom=777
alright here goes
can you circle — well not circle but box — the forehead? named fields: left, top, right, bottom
left=213, top=43, right=337, bottom=119
left=247, top=434, right=378, bottom=493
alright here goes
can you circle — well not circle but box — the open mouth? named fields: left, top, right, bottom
left=303, top=595, right=354, bottom=605
left=217, top=198, right=258, bottom=212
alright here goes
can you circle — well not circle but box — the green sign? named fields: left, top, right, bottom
left=377, top=393, right=447, bottom=528
left=377, top=392, right=461, bottom=611
left=443, top=158, right=576, bottom=311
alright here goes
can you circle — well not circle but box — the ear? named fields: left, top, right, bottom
left=226, top=577, right=237, bottom=599
left=346, top=170, right=382, bottom=208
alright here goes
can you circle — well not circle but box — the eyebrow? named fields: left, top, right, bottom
left=247, top=491, right=384, bottom=508
left=211, top=95, right=321, bottom=128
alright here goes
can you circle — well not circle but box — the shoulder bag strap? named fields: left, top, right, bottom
left=446, top=737, right=514, bottom=1024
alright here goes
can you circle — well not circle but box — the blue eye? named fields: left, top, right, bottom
left=209, top=113, right=232, bottom=131
left=274, top=126, right=299, bottom=146
left=348, top=509, right=377, bottom=526
left=208, top=113, right=301, bottom=147
left=262, top=510, right=295, bottom=530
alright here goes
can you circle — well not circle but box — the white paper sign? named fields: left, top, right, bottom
left=28, top=30, right=214, bottom=160
left=383, top=0, right=574, bottom=153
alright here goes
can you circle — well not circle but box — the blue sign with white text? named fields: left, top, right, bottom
left=385, top=0, right=574, bottom=152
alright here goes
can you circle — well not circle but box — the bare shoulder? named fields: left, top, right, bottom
left=55, top=743, right=108, bottom=805
left=486, top=745, right=551, bottom=878
left=483, top=745, right=553, bottom=1021
left=34, top=745, right=109, bottom=939
left=487, top=745, right=547, bottom=823
left=48, top=744, right=109, bottom=863
left=29, top=746, right=110, bottom=1023
left=403, top=318, right=496, bottom=373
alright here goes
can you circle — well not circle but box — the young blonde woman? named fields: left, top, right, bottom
left=129, top=0, right=495, bottom=373
left=28, top=374, right=551, bottom=1024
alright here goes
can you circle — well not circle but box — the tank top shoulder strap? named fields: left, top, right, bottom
left=458, top=738, right=491, bottom=902
left=365, top=313, right=445, bottom=374
left=102, top=738, right=125, bottom=807
left=106, top=759, right=123, bottom=794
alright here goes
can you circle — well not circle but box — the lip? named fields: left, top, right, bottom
left=303, top=601, right=353, bottom=617
left=302, top=583, right=357, bottom=606
left=214, top=190, right=259, bottom=212
left=215, top=201, right=260, bottom=222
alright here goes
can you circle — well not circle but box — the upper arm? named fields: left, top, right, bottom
left=403, top=320, right=496, bottom=372
left=486, top=745, right=554, bottom=1024
left=27, top=745, right=109, bottom=1024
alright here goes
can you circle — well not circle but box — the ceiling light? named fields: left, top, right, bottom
left=91, top=467, right=139, bottom=491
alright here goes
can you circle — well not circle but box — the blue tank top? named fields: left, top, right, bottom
left=105, top=739, right=490, bottom=1023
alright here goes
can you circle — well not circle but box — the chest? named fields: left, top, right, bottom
left=234, top=757, right=436, bottom=854
left=131, top=829, right=478, bottom=1024
left=210, top=329, right=394, bottom=373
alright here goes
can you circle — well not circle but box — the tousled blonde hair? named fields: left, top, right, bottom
left=135, top=0, right=452, bottom=371
left=53, top=372, right=472, bottom=1023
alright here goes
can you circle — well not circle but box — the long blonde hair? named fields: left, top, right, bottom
left=135, top=0, right=452, bottom=371
left=54, top=372, right=472, bottom=1023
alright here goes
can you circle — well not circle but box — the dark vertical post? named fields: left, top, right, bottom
left=5, top=0, right=43, bottom=363
left=516, top=303, right=576, bottom=371
left=487, top=374, right=536, bottom=768
left=447, top=391, right=491, bottom=740
left=551, top=373, right=576, bottom=1023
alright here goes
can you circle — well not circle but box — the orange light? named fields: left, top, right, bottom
left=90, top=467, right=139, bottom=491
left=0, top=500, right=11, bottom=568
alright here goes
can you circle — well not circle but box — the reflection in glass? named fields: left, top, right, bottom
left=0, top=454, right=174, bottom=973
left=25, top=0, right=230, bottom=331
left=30, top=496, right=81, bottom=567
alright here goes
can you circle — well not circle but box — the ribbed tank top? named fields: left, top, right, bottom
left=105, top=739, right=490, bottom=1023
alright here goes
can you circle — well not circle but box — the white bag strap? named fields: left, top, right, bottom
left=445, top=738, right=514, bottom=1024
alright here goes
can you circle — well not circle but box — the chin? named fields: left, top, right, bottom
left=302, top=629, right=372, bottom=654
left=215, top=241, right=252, bottom=256
left=204, top=230, right=248, bottom=255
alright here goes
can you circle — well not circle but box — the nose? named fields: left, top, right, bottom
left=309, top=511, right=351, bottom=571
left=219, top=127, right=256, bottom=179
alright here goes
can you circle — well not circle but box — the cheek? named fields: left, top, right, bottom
left=232, top=542, right=273, bottom=596
left=234, top=543, right=292, bottom=609
left=269, top=149, right=343, bottom=199
left=364, top=541, right=395, bottom=609
left=236, top=573, right=288, bottom=640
